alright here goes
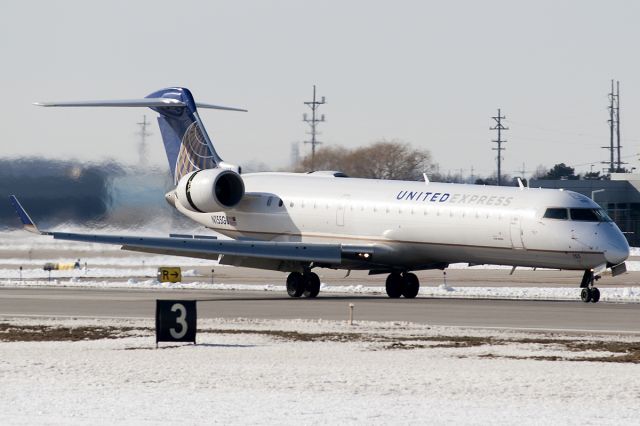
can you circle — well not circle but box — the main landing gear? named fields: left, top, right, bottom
left=385, top=272, right=420, bottom=299
left=580, top=270, right=601, bottom=304
left=286, top=271, right=321, bottom=298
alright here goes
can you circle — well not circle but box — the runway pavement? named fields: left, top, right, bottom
left=1, top=287, right=639, bottom=333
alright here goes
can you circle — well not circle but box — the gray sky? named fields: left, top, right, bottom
left=2, top=0, right=640, bottom=178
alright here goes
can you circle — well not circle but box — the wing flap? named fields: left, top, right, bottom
left=52, top=232, right=342, bottom=264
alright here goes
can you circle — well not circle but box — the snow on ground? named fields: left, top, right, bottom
left=0, top=317, right=639, bottom=425
left=0, top=227, right=228, bottom=253
left=0, top=256, right=215, bottom=267
left=2, top=230, right=640, bottom=302
left=2, top=276, right=640, bottom=303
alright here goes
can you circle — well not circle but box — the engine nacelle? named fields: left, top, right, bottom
left=176, top=168, right=245, bottom=213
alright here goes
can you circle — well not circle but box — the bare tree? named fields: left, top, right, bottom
left=295, top=146, right=350, bottom=172
left=295, top=139, right=434, bottom=181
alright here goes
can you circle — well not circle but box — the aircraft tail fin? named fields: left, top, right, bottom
left=35, top=87, right=247, bottom=184
left=9, top=195, right=47, bottom=235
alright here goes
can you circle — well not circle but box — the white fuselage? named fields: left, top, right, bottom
left=174, top=172, right=630, bottom=271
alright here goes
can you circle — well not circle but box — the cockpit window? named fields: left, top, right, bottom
left=570, top=208, right=613, bottom=222
left=543, top=208, right=568, bottom=220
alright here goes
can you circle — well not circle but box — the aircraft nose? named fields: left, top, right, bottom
left=604, top=229, right=630, bottom=265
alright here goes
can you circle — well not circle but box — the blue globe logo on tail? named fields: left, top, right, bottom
left=174, top=122, right=217, bottom=183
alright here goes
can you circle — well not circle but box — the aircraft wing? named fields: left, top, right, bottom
left=48, top=231, right=344, bottom=264
left=9, top=195, right=374, bottom=268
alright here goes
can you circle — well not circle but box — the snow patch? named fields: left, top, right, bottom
left=0, top=317, right=639, bottom=424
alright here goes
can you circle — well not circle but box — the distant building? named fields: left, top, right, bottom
left=0, top=159, right=186, bottom=230
left=530, top=173, right=640, bottom=246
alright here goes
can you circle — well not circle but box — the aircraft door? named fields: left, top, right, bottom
left=510, top=215, right=525, bottom=249
left=336, top=195, right=349, bottom=227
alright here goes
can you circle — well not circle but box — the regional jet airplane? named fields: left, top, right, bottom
left=10, top=87, right=630, bottom=303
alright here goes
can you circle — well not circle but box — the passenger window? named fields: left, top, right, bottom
left=543, top=208, right=568, bottom=220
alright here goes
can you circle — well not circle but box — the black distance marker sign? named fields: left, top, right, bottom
left=156, top=300, right=197, bottom=345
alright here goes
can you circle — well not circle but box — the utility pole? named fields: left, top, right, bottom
left=490, top=108, right=508, bottom=186
left=602, top=80, right=622, bottom=173
left=303, top=85, right=326, bottom=171
left=137, top=115, right=152, bottom=168
left=514, top=162, right=529, bottom=180
left=616, top=80, right=622, bottom=172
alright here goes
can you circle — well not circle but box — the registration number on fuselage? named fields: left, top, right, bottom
left=211, top=214, right=237, bottom=226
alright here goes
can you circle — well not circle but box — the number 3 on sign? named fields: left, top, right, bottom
left=155, top=300, right=197, bottom=344
left=170, top=303, right=188, bottom=339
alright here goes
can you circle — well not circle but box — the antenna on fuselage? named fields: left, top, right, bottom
left=423, top=173, right=430, bottom=185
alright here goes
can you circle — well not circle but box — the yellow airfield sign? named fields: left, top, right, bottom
left=157, top=267, right=182, bottom=283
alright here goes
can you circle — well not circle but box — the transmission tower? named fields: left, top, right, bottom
left=290, top=141, right=300, bottom=168
left=490, top=108, right=508, bottom=186
left=303, top=85, right=326, bottom=170
left=136, top=115, right=152, bottom=167
left=602, top=80, right=622, bottom=173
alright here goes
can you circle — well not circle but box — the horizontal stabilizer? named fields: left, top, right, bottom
left=34, top=99, right=247, bottom=112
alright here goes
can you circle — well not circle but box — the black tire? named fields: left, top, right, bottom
left=402, top=273, right=420, bottom=298
left=385, top=273, right=403, bottom=298
left=580, top=287, right=592, bottom=303
left=303, top=272, right=321, bottom=298
left=286, top=272, right=305, bottom=297
left=590, top=287, right=600, bottom=303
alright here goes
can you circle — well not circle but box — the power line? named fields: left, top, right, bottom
left=570, top=152, right=639, bottom=169
left=490, top=108, right=508, bottom=186
left=303, top=85, right=326, bottom=171
left=507, top=118, right=640, bottom=143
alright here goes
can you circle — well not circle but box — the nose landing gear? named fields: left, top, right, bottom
left=580, top=270, right=601, bottom=303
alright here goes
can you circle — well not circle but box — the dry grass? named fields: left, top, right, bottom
left=0, top=323, right=143, bottom=342
left=2, top=323, right=639, bottom=363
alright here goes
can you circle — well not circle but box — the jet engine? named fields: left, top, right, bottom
left=175, top=168, right=245, bottom=213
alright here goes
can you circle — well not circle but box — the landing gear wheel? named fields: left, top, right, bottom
left=286, top=272, right=305, bottom=298
left=303, top=272, right=321, bottom=298
left=401, top=273, right=420, bottom=299
left=385, top=273, right=403, bottom=298
left=590, top=287, right=600, bottom=303
left=580, top=287, right=592, bottom=303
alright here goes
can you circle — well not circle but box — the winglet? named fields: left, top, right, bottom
left=9, top=195, right=43, bottom=234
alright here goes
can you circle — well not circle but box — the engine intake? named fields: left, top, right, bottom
left=176, top=169, right=245, bottom=213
